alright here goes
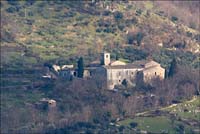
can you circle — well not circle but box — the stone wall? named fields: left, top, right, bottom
left=106, top=68, right=142, bottom=89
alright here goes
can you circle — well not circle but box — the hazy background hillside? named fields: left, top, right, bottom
left=1, top=1, right=200, bottom=133
left=1, top=0, right=199, bottom=67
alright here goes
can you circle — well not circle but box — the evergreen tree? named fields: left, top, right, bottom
left=116, top=54, right=119, bottom=60
left=168, top=58, right=177, bottom=77
left=77, top=57, right=84, bottom=78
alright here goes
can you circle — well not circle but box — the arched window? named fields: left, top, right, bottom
left=155, top=72, right=157, bottom=75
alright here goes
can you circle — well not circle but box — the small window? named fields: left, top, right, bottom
left=155, top=72, right=157, bottom=75
left=74, top=72, right=76, bottom=76
left=106, top=55, right=108, bottom=58
left=119, top=80, right=121, bottom=83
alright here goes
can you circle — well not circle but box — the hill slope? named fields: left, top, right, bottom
left=1, top=1, right=199, bottom=66
left=0, top=1, right=200, bottom=133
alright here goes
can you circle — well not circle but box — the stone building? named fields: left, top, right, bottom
left=35, top=98, right=56, bottom=110
left=59, top=68, right=76, bottom=80
left=56, top=64, right=76, bottom=80
left=142, top=61, right=165, bottom=83
left=58, top=65, right=93, bottom=79
left=52, top=52, right=165, bottom=90
left=94, top=52, right=165, bottom=89
left=59, top=68, right=92, bottom=79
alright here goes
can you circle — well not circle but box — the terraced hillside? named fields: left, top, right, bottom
left=0, top=1, right=199, bottom=134
left=1, top=1, right=199, bottom=64
left=1, top=0, right=199, bottom=99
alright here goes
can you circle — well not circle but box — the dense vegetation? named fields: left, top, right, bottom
left=1, top=0, right=199, bottom=134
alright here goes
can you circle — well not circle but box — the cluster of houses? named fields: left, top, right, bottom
left=45, top=52, right=165, bottom=90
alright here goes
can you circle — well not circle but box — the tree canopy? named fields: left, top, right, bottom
left=168, top=58, right=177, bottom=77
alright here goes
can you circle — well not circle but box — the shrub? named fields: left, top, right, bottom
left=186, top=32, right=193, bottom=37
left=103, top=27, right=116, bottom=33
left=25, top=0, right=36, bottom=6
left=130, top=122, right=138, bottom=128
left=118, top=126, right=125, bottom=132
left=194, top=34, right=200, bottom=42
left=124, top=47, right=148, bottom=61
left=26, top=19, right=35, bottom=25
left=127, top=32, right=144, bottom=45
left=157, top=11, right=165, bottom=16
left=76, top=15, right=88, bottom=22
left=118, top=24, right=125, bottom=31
left=173, top=42, right=186, bottom=49
left=127, top=32, right=135, bottom=44
left=122, top=79, right=127, bottom=87
left=7, top=0, right=19, bottom=5
left=114, top=11, right=123, bottom=21
left=96, top=28, right=102, bottom=33
left=103, top=10, right=111, bottom=16
left=1, top=30, right=15, bottom=42
left=136, top=32, right=144, bottom=46
left=18, top=11, right=25, bottom=17
left=176, top=124, right=184, bottom=134
left=123, top=91, right=131, bottom=98
left=6, top=7, right=16, bottom=13
left=63, top=11, right=76, bottom=18
left=136, top=9, right=142, bottom=16
left=37, top=1, right=46, bottom=8
left=97, top=19, right=111, bottom=27
left=127, top=4, right=132, bottom=9
left=125, top=17, right=138, bottom=27
left=171, top=16, right=178, bottom=22
left=189, top=22, right=197, bottom=29
left=28, top=11, right=34, bottom=16
left=131, top=17, right=138, bottom=24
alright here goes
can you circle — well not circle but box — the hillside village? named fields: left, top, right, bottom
left=50, top=52, right=165, bottom=90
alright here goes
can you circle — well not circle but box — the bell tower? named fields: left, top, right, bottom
left=101, top=52, right=110, bottom=66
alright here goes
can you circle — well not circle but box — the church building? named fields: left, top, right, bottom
left=94, top=52, right=165, bottom=89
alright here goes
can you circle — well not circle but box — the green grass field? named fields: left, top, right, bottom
left=162, top=96, right=200, bottom=121
left=134, top=116, right=176, bottom=133
left=118, top=96, right=200, bottom=133
left=119, top=116, right=176, bottom=133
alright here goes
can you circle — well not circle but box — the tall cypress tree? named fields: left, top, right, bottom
left=116, top=54, right=119, bottom=60
left=77, top=57, right=84, bottom=78
left=168, top=58, right=177, bottom=77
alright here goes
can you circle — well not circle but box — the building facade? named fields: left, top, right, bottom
left=54, top=52, right=165, bottom=90
left=94, top=52, right=165, bottom=90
